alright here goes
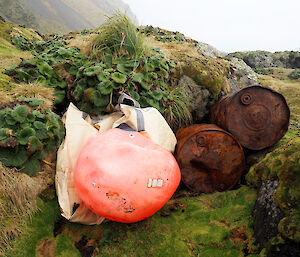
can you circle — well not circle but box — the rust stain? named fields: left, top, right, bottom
left=210, top=85, right=290, bottom=150
left=175, top=124, right=245, bottom=194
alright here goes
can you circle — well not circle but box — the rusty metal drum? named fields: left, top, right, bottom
left=175, top=124, right=245, bottom=194
left=210, top=85, right=290, bottom=150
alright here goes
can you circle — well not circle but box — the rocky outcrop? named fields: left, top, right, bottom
left=227, top=50, right=300, bottom=69
left=226, top=57, right=258, bottom=93
left=253, top=180, right=284, bottom=249
left=196, top=42, right=226, bottom=58
left=178, top=75, right=210, bottom=122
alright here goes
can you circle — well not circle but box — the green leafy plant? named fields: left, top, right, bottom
left=253, top=67, right=274, bottom=75
left=288, top=69, right=300, bottom=80
left=0, top=103, right=65, bottom=176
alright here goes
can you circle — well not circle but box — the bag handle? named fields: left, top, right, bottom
left=118, top=93, right=140, bottom=108
left=118, top=93, right=145, bottom=131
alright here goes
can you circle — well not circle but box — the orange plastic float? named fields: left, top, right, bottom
left=74, top=128, right=181, bottom=223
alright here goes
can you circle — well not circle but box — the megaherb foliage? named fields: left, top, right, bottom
left=0, top=101, right=65, bottom=176
left=6, top=15, right=191, bottom=128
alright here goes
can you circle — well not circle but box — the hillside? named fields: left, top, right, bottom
left=0, top=17, right=299, bottom=257
left=0, top=0, right=135, bottom=34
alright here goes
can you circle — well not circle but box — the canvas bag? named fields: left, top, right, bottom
left=56, top=95, right=177, bottom=224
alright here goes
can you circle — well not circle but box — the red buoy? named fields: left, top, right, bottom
left=74, top=128, right=181, bottom=223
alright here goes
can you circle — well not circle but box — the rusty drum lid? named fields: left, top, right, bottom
left=225, top=86, right=290, bottom=150
left=176, top=124, right=245, bottom=194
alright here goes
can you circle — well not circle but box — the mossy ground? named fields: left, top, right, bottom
left=6, top=186, right=259, bottom=257
left=246, top=67, right=300, bottom=253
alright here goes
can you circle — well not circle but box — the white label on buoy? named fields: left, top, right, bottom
left=148, top=178, right=163, bottom=188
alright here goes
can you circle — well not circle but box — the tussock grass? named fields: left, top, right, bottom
left=164, top=87, right=192, bottom=131
left=0, top=163, right=52, bottom=255
left=92, top=13, right=148, bottom=60
left=66, top=32, right=97, bottom=55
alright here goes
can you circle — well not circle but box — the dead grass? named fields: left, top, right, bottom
left=145, top=37, right=201, bottom=63
left=65, top=32, right=98, bottom=55
left=11, top=83, right=55, bottom=111
left=0, top=162, right=53, bottom=255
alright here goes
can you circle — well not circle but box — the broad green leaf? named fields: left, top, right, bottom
left=132, top=73, right=144, bottom=84
left=18, top=127, right=36, bottom=145
left=73, top=85, right=84, bottom=100
left=140, top=81, right=151, bottom=90
left=91, top=91, right=110, bottom=107
left=22, top=157, right=40, bottom=176
left=5, top=113, right=17, bottom=125
left=37, top=62, right=53, bottom=76
left=56, top=80, right=67, bottom=89
left=129, top=90, right=140, bottom=101
left=36, top=128, right=48, bottom=140
left=12, top=105, right=28, bottom=123
left=97, top=71, right=110, bottom=82
left=111, top=82, right=120, bottom=89
left=35, top=75, right=47, bottom=84
left=22, top=98, right=44, bottom=107
left=0, top=128, right=9, bottom=141
left=0, top=147, right=27, bottom=167
left=150, top=89, right=164, bottom=101
left=144, top=62, right=155, bottom=72
left=97, top=81, right=113, bottom=95
left=117, top=64, right=130, bottom=74
left=5, top=64, right=18, bottom=73
left=28, top=136, right=43, bottom=153
left=17, top=70, right=31, bottom=82
left=84, top=65, right=102, bottom=76
left=111, top=72, right=127, bottom=84
left=54, top=90, right=66, bottom=105
left=33, top=121, right=46, bottom=130
left=102, top=55, right=112, bottom=67
left=32, top=110, right=45, bottom=119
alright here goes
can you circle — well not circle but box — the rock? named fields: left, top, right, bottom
left=226, top=57, right=258, bottom=93
left=178, top=75, right=210, bottom=122
left=227, top=51, right=300, bottom=69
left=196, top=42, right=226, bottom=58
left=253, top=180, right=284, bottom=249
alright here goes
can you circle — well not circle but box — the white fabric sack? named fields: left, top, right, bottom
left=56, top=97, right=177, bottom=224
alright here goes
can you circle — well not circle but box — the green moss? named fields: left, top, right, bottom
left=0, top=70, right=16, bottom=90
left=246, top=129, right=300, bottom=247
left=182, top=59, right=230, bottom=100
left=95, top=186, right=258, bottom=257
left=7, top=198, right=60, bottom=257
left=55, top=234, right=81, bottom=257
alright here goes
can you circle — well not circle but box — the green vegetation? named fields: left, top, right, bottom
left=246, top=130, right=300, bottom=253
left=95, top=186, right=257, bottom=257
left=8, top=186, right=258, bottom=257
left=7, top=198, right=61, bottom=257
left=288, top=69, right=300, bottom=80
left=140, top=25, right=186, bottom=43
left=0, top=103, right=65, bottom=176
left=4, top=15, right=191, bottom=128
left=253, top=67, right=274, bottom=75
left=93, top=14, right=147, bottom=60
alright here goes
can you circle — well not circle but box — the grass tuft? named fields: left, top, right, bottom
left=92, top=13, right=148, bottom=61
left=164, top=87, right=192, bottom=131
